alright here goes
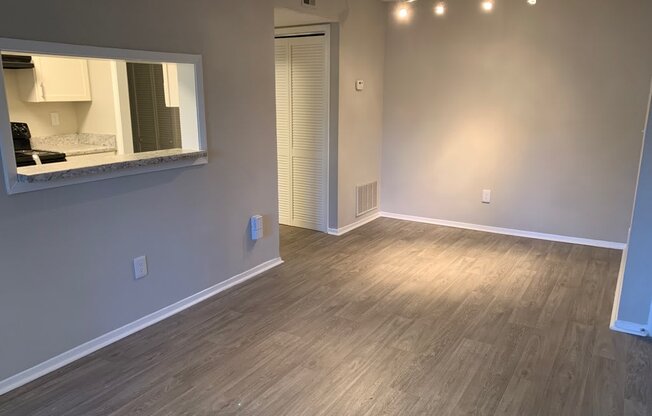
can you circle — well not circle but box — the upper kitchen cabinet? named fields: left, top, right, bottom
left=17, top=56, right=91, bottom=102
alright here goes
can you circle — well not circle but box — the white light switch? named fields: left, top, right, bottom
left=482, top=189, right=491, bottom=204
left=50, top=112, right=60, bottom=127
left=355, top=80, right=365, bottom=91
left=133, top=256, right=148, bottom=280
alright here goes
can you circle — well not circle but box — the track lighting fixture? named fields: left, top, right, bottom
left=481, top=0, right=495, bottom=12
left=392, top=0, right=536, bottom=21
left=395, top=0, right=413, bottom=21
left=434, top=2, right=446, bottom=16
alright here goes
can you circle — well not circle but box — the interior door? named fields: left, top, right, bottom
left=275, top=34, right=328, bottom=232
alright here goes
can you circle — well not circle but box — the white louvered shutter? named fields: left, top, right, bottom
left=290, top=36, right=326, bottom=231
left=275, top=35, right=327, bottom=232
left=275, top=39, right=292, bottom=225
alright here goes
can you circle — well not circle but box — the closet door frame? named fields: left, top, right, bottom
left=275, top=24, right=331, bottom=232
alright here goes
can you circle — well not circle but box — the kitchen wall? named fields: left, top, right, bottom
left=381, top=0, right=652, bottom=243
left=75, top=59, right=117, bottom=135
left=3, top=70, right=79, bottom=137
left=0, top=0, right=278, bottom=383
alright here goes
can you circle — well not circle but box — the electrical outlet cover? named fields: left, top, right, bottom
left=482, top=189, right=491, bottom=204
left=133, top=256, right=148, bottom=280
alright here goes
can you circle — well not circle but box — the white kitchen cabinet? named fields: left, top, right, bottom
left=17, top=56, right=91, bottom=102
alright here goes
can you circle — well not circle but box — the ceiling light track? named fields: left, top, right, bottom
left=392, top=0, right=536, bottom=20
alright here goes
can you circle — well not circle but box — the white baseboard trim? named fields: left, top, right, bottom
left=0, top=257, right=284, bottom=397
left=609, top=247, right=651, bottom=338
left=328, top=211, right=381, bottom=236
left=610, top=320, right=649, bottom=337
left=610, top=246, right=629, bottom=332
left=648, top=302, right=652, bottom=337
left=380, top=212, right=626, bottom=250
left=649, top=301, right=652, bottom=336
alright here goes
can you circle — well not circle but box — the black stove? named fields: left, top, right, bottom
left=15, top=149, right=68, bottom=167
left=12, top=122, right=67, bottom=167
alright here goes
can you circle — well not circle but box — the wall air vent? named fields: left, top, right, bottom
left=301, top=0, right=317, bottom=8
left=356, top=181, right=378, bottom=217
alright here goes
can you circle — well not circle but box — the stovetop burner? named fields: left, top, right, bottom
left=12, top=122, right=67, bottom=167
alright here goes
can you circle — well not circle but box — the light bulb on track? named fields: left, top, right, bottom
left=481, top=0, right=495, bottom=12
left=434, top=2, right=446, bottom=16
left=395, top=2, right=412, bottom=21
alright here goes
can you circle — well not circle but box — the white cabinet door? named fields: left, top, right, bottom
left=18, top=56, right=91, bottom=102
left=275, top=35, right=327, bottom=232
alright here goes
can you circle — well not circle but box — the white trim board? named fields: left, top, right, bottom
left=380, top=212, right=626, bottom=250
left=610, top=246, right=629, bottom=332
left=0, top=257, right=283, bottom=397
left=328, top=211, right=381, bottom=236
left=610, top=257, right=652, bottom=337
left=649, top=300, right=652, bottom=336
left=610, top=320, right=650, bottom=337
left=275, top=25, right=331, bottom=233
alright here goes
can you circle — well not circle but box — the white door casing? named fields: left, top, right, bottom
left=275, top=29, right=329, bottom=232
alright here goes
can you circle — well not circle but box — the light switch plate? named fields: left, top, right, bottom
left=482, top=189, right=491, bottom=204
left=50, top=112, right=60, bottom=127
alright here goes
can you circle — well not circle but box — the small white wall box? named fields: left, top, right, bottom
left=133, top=256, right=148, bottom=280
left=482, top=189, right=492, bottom=204
left=356, top=80, right=365, bottom=91
left=250, top=215, right=264, bottom=240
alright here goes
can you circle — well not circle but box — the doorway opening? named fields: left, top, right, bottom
left=274, top=25, right=330, bottom=233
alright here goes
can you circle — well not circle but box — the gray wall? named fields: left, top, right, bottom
left=618, top=86, right=652, bottom=325
left=336, top=0, right=385, bottom=228
left=381, top=0, right=652, bottom=242
left=0, top=0, right=279, bottom=381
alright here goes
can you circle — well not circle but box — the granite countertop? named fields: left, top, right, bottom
left=17, top=149, right=208, bottom=183
left=30, top=134, right=117, bottom=156
left=39, top=143, right=117, bottom=156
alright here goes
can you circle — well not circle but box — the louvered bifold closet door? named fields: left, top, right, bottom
left=275, top=38, right=292, bottom=226
left=275, top=34, right=327, bottom=232
left=289, top=36, right=327, bottom=231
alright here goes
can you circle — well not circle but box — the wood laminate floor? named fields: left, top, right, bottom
left=1, top=218, right=651, bottom=415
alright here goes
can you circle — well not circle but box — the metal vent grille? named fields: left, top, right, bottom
left=356, top=181, right=378, bottom=217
